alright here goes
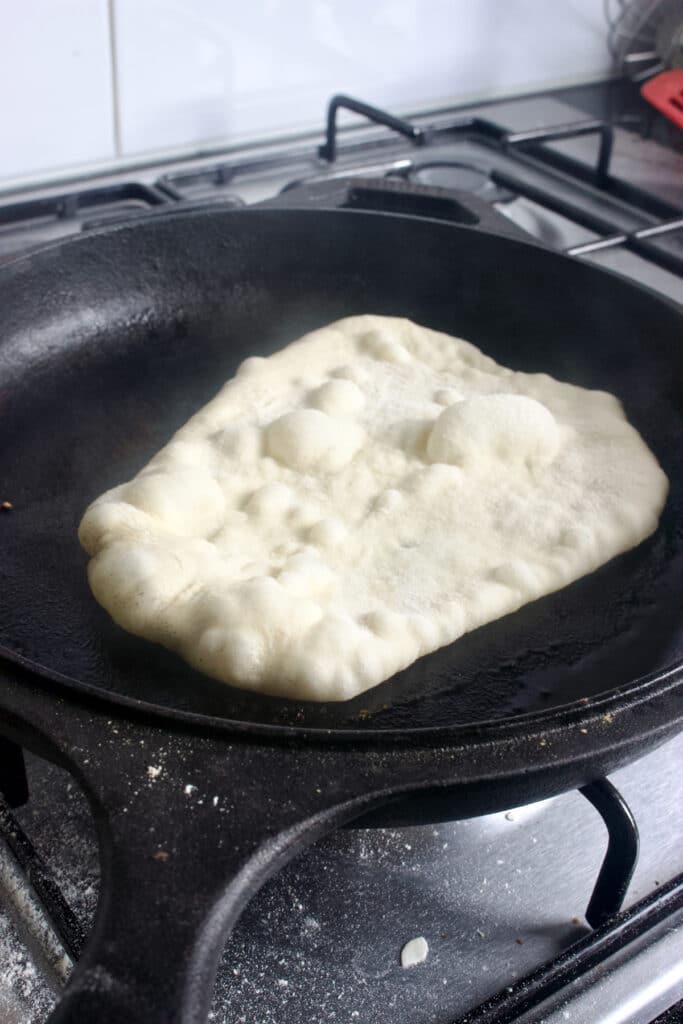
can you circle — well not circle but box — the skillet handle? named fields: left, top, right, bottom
left=261, top=176, right=532, bottom=242
left=38, top=722, right=389, bottom=1024
left=0, top=677, right=402, bottom=1024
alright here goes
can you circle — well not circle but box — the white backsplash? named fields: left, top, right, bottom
left=0, top=0, right=612, bottom=185
left=0, top=0, right=115, bottom=182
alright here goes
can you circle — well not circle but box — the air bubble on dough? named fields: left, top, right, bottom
left=433, top=387, right=463, bottom=406
left=490, top=559, right=544, bottom=596
left=309, top=379, right=365, bottom=416
left=199, top=626, right=266, bottom=683
left=362, top=609, right=405, bottom=638
left=277, top=552, right=338, bottom=599
left=266, top=408, right=365, bottom=472
left=123, top=467, right=226, bottom=537
left=244, top=481, right=294, bottom=519
left=79, top=315, right=669, bottom=702
left=287, top=502, right=321, bottom=529
left=427, top=394, right=560, bottom=469
left=373, top=489, right=403, bottom=513
left=361, top=330, right=412, bottom=364
left=307, top=518, right=348, bottom=546
left=160, top=439, right=215, bottom=469
left=236, top=356, right=267, bottom=377
left=88, top=541, right=191, bottom=637
left=213, top=424, right=263, bottom=461
left=330, top=364, right=367, bottom=385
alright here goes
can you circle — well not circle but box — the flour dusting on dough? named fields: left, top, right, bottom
left=79, top=315, right=668, bottom=701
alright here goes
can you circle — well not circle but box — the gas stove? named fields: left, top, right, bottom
left=1, top=83, right=682, bottom=1024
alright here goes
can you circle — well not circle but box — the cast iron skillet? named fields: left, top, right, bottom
left=0, top=182, right=681, bottom=1024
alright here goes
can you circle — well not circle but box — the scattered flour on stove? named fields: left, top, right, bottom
left=0, top=904, right=57, bottom=1024
left=79, top=315, right=668, bottom=701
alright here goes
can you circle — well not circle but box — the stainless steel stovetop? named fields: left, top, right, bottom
left=1, top=83, right=682, bottom=1024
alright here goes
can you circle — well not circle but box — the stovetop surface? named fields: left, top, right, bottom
left=3, top=734, right=682, bottom=1024
left=0, top=80, right=682, bottom=1024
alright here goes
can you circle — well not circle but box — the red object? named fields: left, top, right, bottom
left=641, top=69, right=683, bottom=130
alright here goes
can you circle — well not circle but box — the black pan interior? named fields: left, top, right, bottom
left=0, top=207, right=681, bottom=732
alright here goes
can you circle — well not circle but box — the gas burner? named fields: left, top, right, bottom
left=409, top=160, right=502, bottom=199
left=493, top=195, right=599, bottom=249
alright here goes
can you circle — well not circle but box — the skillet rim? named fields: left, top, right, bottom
left=0, top=639, right=682, bottom=747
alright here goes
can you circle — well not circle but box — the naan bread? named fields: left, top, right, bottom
left=79, top=316, right=668, bottom=701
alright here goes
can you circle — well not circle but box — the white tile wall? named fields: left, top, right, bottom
left=113, top=0, right=612, bottom=156
left=0, top=0, right=115, bottom=183
left=0, top=0, right=612, bottom=182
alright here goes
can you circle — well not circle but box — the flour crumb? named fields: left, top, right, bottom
left=147, top=765, right=162, bottom=781
left=183, top=784, right=197, bottom=796
left=400, top=935, right=429, bottom=968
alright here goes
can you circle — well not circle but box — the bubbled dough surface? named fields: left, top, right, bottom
left=78, top=315, right=669, bottom=702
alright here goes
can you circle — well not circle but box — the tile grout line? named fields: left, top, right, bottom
left=107, top=0, right=122, bottom=157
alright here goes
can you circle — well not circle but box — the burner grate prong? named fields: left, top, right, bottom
left=505, top=120, right=614, bottom=186
left=0, top=737, right=29, bottom=808
left=580, top=778, right=640, bottom=929
left=0, top=792, right=86, bottom=961
left=318, top=94, right=425, bottom=163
